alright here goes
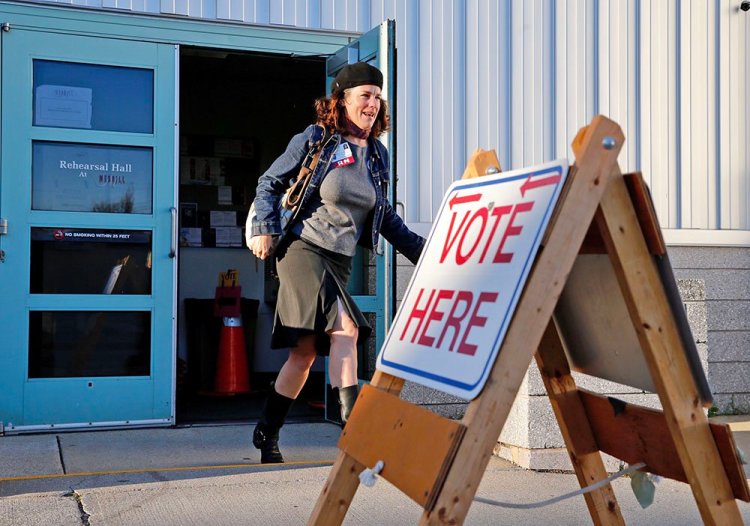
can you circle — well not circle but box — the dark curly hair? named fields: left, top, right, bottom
left=314, top=89, right=390, bottom=139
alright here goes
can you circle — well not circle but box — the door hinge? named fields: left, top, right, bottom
left=0, top=421, right=4, bottom=436
left=1, top=23, right=10, bottom=32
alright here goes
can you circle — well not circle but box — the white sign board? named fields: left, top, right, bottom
left=377, top=160, right=568, bottom=399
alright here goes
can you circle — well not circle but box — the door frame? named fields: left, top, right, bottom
left=0, top=1, right=359, bottom=55
left=323, top=21, right=396, bottom=422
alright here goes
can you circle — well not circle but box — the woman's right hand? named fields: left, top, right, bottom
left=250, top=234, right=278, bottom=260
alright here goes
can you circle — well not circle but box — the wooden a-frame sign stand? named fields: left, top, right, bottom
left=308, top=116, right=750, bottom=525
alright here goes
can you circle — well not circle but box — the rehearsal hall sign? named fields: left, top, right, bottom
left=377, top=160, right=568, bottom=399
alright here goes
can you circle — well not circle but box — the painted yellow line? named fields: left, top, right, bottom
left=0, top=459, right=335, bottom=482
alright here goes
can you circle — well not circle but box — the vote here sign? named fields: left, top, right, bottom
left=377, top=160, right=568, bottom=400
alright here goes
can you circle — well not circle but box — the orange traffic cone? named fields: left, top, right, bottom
left=214, top=317, right=251, bottom=394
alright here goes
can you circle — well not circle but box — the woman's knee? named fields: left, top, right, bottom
left=331, top=299, right=359, bottom=341
left=287, top=338, right=317, bottom=370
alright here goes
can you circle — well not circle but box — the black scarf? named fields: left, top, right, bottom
left=344, top=116, right=370, bottom=140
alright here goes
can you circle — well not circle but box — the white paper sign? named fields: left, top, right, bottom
left=377, top=160, right=568, bottom=400
left=210, top=211, right=237, bottom=227
left=35, top=85, right=93, bottom=129
left=179, top=227, right=202, bottom=247
left=217, top=186, right=233, bottom=205
left=215, top=227, right=242, bottom=247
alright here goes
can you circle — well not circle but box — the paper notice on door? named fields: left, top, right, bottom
left=35, top=85, right=93, bottom=129
left=217, top=186, right=233, bottom=205
left=210, top=211, right=236, bottom=227
left=180, top=228, right=202, bottom=247
left=215, top=227, right=242, bottom=247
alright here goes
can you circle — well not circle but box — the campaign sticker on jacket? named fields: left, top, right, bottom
left=331, top=142, right=355, bottom=168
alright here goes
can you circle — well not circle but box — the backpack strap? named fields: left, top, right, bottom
left=283, top=125, right=331, bottom=210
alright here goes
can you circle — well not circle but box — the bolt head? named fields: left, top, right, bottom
left=602, top=136, right=616, bottom=150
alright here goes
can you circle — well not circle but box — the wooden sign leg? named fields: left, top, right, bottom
left=307, top=451, right=367, bottom=526
left=308, top=371, right=406, bottom=526
left=535, top=320, right=625, bottom=526
left=596, top=173, right=743, bottom=525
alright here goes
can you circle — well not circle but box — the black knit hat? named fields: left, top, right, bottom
left=332, top=62, right=383, bottom=94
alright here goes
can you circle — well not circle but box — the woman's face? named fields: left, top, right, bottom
left=342, top=85, right=381, bottom=131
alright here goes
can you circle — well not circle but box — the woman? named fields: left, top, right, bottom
left=248, top=62, right=424, bottom=464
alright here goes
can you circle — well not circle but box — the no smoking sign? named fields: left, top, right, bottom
left=377, top=160, right=568, bottom=399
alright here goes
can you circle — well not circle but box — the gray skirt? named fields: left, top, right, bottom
left=271, top=235, right=371, bottom=355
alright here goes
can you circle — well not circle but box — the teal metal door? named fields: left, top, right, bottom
left=0, top=29, right=177, bottom=432
left=324, top=21, right=396, bottom=420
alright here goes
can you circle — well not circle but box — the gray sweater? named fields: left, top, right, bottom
left=292, top=142, right=376, bottom=256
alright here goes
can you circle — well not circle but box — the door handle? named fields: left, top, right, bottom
left=0, top=218, right=7, bottom=263
left=169, top=207, right=177, bottom=258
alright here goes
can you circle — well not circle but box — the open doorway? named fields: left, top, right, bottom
left=175, top=48, right=327, bottom=424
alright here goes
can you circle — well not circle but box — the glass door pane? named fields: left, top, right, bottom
left=30, top=227, right=152, bottom=295
left=33, top=59, right=154, bottom=133
left=28, top=311, right=151, bottom=378
left=32, top=142, right=154, bottom=213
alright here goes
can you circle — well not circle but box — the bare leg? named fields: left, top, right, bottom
left=274, top=334, right=317, bottom=399
left=328, top=298, right=359, bottom=389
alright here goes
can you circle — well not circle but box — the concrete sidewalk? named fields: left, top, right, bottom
left=0, top=421, right=748, bottom=525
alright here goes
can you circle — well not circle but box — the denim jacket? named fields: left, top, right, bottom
left=252, top=124, right=425, bottom=264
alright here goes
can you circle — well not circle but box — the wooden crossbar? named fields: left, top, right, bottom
left=338, top=385, right=466, bottom=509
left=578, top=390, right=750, bottom=502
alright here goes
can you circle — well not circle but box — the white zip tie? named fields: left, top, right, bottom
left=359, top=460, right=385, bottom=487
left=474, top=462, right=646, bottom=509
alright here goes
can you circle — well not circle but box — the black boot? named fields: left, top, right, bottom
left=337, top=385, right=359, bottom=426
left=253, top=388, right=294, bottom=464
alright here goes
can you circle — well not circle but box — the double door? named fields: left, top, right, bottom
left=0, top=29, right=177, bottom=431
left=0, top=18, right=395, bottom=431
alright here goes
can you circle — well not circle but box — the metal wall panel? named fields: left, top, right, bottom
left=34, top=0, right=750, bottom=236
left=394, top=0, right=749, bottom=234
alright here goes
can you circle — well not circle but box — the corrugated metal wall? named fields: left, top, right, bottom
left=39, top=0, right=750, bottom=234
